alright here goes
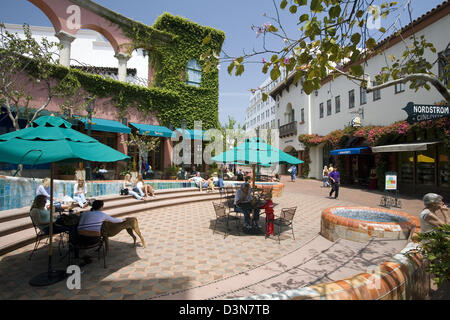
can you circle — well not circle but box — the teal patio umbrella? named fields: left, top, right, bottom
left=0, top=115, right=130, bottom=286
left=212, top=137, right=303, bottom=189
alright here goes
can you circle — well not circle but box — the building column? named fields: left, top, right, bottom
left=55, top=31, right=76, bottom=67
left=163, top=138, right=173, bottom=170
left=115, top=52, right=131, bottom=82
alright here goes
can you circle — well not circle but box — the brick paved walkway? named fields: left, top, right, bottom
left=0, top=176, right=422, bottom=300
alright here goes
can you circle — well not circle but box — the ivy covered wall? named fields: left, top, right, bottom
left=96, top=11, right=226, bottom=129
left=150, top=13, right=225, bottom=130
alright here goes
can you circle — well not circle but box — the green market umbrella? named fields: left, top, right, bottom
left=212, top=137, right=303, bottom=189
left=0, top=115, right=130, bottom=286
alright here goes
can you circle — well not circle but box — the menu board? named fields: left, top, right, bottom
left=385, top=172, right=398, bottom=190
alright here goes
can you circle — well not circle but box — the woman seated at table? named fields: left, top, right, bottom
left=76, top=200, right=123, bottom=241
left=122, top=174, right=144, bottom=200
left=135, top=174, right=155, bottom=198
left=234, top=183, right=260, bottom=230
left=29, top=195, right=73, bottom=235
left=73, top=200, right=124, bottom=261
left=73, top=179, right=89, bottom=208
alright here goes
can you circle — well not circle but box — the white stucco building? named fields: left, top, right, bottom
left=245, top=75, right=287, bottom=132
left=269, top=2, right=449, bottom=196
left=2, top=23, right=148, bottom=85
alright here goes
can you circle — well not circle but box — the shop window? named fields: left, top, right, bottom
left=438, top=144, right=449, bottom=187
left=399, top=151, right=414, bottom=185
left=416, top=147, right=436, bottom=186
left=186, top=59, right=202, bottom=87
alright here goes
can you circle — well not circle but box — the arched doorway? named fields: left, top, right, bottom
left=283, top=145, right=298, bottom=175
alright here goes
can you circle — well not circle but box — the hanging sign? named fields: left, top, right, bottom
left=351, top=116, right=362, bottom=127
left=402, top=102, right=450, bottom=124
left=385, top=172, right=398, bottom=190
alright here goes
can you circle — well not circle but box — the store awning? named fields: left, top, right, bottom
left=78, top=117, right=131, bottom=134
left=330, top=147, right=371, bottom=156
left=371, top=141, right=441, bottom=153
left=130, top=123, right=173, bottom=138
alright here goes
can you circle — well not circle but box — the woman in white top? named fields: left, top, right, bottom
left=322, top=166, right=329, bottom=187
left=36, top=178, right=72, bottom=212
left=73, top=179, right=88, bottom=208
left=135, top=173, right=155, bottom=197
left=122, top=174, right=144, bottom=200
left=419, top=193, right=448, bottom=233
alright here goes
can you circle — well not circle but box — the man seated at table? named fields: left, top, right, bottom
left=234, top=183, right=260, bottom=230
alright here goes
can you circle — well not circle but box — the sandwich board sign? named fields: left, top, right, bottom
left=385, top=172, right=398, bottom=191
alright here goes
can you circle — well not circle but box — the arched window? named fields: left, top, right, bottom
left=186, top=59, right=202, bottom=87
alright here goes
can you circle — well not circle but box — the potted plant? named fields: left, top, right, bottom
left=164, top=165, right=179, bottom=180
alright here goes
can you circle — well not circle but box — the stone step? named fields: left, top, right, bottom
left=0, top=187, right=202, bottom=223
left=102, top=190, right=221, bottom=211
left=0, top=191, right=223, bottom=257
left=0, top=189, right=221, bottom=237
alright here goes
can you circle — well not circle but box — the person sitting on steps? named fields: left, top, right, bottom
left=122, top=174, right=144, bottom=200
left=135, top=174, right=156, bottom=198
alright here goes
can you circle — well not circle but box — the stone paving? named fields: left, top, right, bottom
left=0, top=176, right=423, bottom=300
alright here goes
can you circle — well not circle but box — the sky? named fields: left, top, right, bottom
left=0, top=0, right=445, bottom=126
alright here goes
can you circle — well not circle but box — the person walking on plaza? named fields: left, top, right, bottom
left=419, top=193, right=448, bottom=233
left=289, top=165, right=297, bottom=182
left=322, top=166, right=330, bottom=187
left=329, top=167, right=340, bottom=199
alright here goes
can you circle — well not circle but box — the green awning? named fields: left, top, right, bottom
left=130, top=123, right=173, bottom=138
left=175, top=128, right=210, bottom=141
left=78, top=117, right=131, bottom=134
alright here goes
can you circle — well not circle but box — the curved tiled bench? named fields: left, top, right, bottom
left=237, top=208, right=429, bottom=300
left=321, top=206, right=420, bottom=243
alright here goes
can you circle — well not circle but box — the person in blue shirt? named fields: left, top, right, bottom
left=289, top=165, right=297, bottom=182
left=329, top=167, right=340, bottom=199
